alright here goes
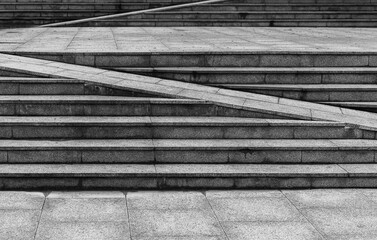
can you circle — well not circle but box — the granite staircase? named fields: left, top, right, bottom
left=77, top=0, right=377, bottom=27
left=0, top=0, right=199, bottom=28
left=110, top=53, right=377, bottom=114
left=1, top=53, right=377, bottom=190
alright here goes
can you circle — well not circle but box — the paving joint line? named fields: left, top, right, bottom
left=204, top=192, right=230, bottom=240
left=32, top=195, right=46, bottom=240
left=280, top=190, right=329, bottom=240
left=124, top=192, right=133, bottom=240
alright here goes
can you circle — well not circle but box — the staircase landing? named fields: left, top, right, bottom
left=1, top=27, right=376, bottom=53
left=3, top=190, right=377, bottom=239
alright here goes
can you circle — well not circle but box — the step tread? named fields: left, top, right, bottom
left=115, top=67, right=377, bottom=73
left=0, top=139, right=374, bottom=150
left=151, top=11, right=377, bottom=13
left=0, top=116, right=343, bottom=126
left=215, top=84, right=377, bottom=91
left=0, top=77, right=79, bottom=83
left=0, top=163, right=372, bottom=177
left=0, top=95, right=203, bottom=103
left=102, top=18, right=377, bottom=22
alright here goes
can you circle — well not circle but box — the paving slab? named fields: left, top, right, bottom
left=41, top=198, right=128, bottom=222
left=0, top=191, right=45, bottom=209
left=35, top=221, right=130, bottom=240
left=0, top=209, right=41, bottom=240
left=47, top=191, right=125, bottom=199
left=132, top=237, right=224, bottom=240
left=1, top=190, right=377, bottom=239
left=206, top=190, right=284, bottom=199
left=222, top=221, right=324, bottom=240
left=129, top=209, right=224, bottom=238
left=208, top=196, right=303, bottom=222
left=282, top=189, right=375, bottom=209
left=1, top=27, right=377, bottom=53
left=301, top=207, right=377, bottom=238
left=127, top=191, right=208, bottom=210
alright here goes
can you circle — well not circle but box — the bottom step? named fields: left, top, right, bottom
left=1, top=164, right=376, bottom=190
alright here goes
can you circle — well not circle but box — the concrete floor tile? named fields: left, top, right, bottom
left=283, top=189, right=375, bottom=209
left=222, top=221, right=324, bottom=240
left=208, top=197, right=302, bottom=222
left=48, top=191, right=125, bottom=199
left=42, top=198, right=128, bottom=222
left=127, top=191, right=208, bottom=210
left=129, top=209, right=223, bottom=237
left=0, top=191, right=45, bottom=209
left=133, top=237, right=225, bottom=240
left=325, top=234, right=377, bottom=240
left=0, top=209, right=40, bottom=240
left=35, top=221, right=130, bottom=240
left=301, top=207, right=377, bottom=237
left=206, top=190, right=284, bottom=199
left=358, top=189, right=377, bottom=203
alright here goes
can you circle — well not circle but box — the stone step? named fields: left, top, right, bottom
left=0, top=139, right=376, bottom=164
left=0, top=163, right=376, bottom=189
left=0, top=0, right=202, bottom=27
left=0, top=77, right=156, bottom=96
left=46, top=52, right=376, bottom=68
left=133, top=11, right=377, bottom=20
left=0, top=95, right=284, bottom=119
left=178, top=4, right=377, bottom=11
left=0, top=3, right=182, bottom=11
left=87, top=18, right=377, bottom=27
left=0, top=116, right=361, bottom=139
left=213, top=84, right=377, bottom=102
left=113, top=67, right=377, bottom=84
left=229, top=0, right=374, bottom=3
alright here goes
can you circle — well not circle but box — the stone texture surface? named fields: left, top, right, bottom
left=2, top=53, right=377, bottom=132
left=1, top=190, right=377, bottom=239
left=1, top=27, right=377, bottom=53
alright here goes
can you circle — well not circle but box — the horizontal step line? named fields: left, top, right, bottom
left=0, top=163, right=372, bottom=178
left=0, top=139, right=372, bottom=150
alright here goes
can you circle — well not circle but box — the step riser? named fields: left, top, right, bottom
left=179, top=6, right=377, bottom=11
left=0, top=0, right=201, bottom=27
left=0, top=83, right=155, bottom=97
left=0, top=103, right=286, bottom=118
left=132, top=13, right=377, bottom=20
left=5, top=20, right=377, bottom=28
left=81, top=21, right=377, bottom=27
left=0, top=70, right=36, bottom=77
left=230, top=0, right=374, bottom=4
left=0, top=125, right=360, bottom=139
left=0, top=4, right=172, bottom=11
left=349, top=108, right=377, bottom=113
left=247, top=90, right=377, bottom=102
left=325, top=105, right=377, bottom=113
left=116, top=70, right=377, bottom=84
left=22, top=53, right=377, bottom=68
left=8, top=13, right=377, bottom=20
left=0, top=149, right=374, bottom=163
left=0, top=176, right=376, bottom=190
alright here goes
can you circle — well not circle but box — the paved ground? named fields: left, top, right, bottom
left=0, top=27, right=377, bottom=53
left=1, top=189, right=377, bottom=240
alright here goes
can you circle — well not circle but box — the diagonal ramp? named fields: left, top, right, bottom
left=40, top=0, right=229, bottom=28
left=1, top=53, right=377, bottom=131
